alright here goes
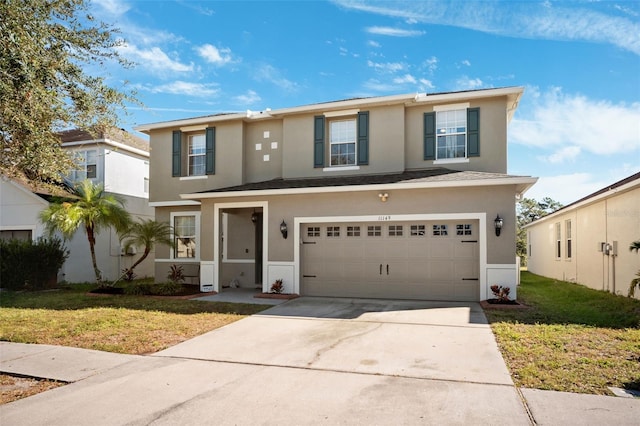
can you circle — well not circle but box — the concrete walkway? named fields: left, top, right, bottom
left=1, top=297, right=638, bottom=425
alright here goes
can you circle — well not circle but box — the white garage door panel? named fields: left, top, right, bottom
left=301, top=221, right=480, bottom=301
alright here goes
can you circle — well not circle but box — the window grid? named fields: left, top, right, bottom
left=327, top=226, right=340, bottom=237
left=329, top=119, right=356, bottom=166
left=410, top=225, right=426, bottom=236
left=436, top=109, right=466, bottom=159
left=307, top=227, right=321, bottom=237
left=347, top=226, right=361, bottom=237
left=555, top=223, right=561, bottom=259
left=188, top=134, right=206, bottom=176
left=566, top=220, right=572, bottom=259
left=432, top=224, right=448, bottom=236
left=71, top=149, right=98, bottom=181
left=174, top=215, right=196, bottom=258
left=367, top=225, right=382, bottom=237
left=388, top=225, right=403, bottom=237
left=456, top=224, right=472, bottom=236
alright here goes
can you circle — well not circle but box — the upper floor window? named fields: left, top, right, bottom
left=329, top=119, right=356, bottom=166
left=69, top=149, right=98, bottom=182
left=424, top=105, right=479, bottom=161
left=436, top=109, right=466, bottom=159
left=188, top=134, right=206, bottom=176
left=172, top=128, right=215, bottom=178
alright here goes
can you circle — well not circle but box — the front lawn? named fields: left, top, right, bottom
left=485, top=272, right=640, bottom=395
left=0, top=283, right=268, bottom=354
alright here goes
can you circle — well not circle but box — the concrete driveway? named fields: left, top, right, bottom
left=1, top=298, right=533, bottom=425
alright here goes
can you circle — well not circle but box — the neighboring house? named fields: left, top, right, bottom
left=135, top=87, right=537, bottom=301
left=0, top=128, right=154, bottom=283
left=526, top=172, right=640, bottom=298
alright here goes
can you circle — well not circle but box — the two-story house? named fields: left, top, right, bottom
left=0, top=128, right=154, bottom=283
left=136, top=87, right=537, bottom=301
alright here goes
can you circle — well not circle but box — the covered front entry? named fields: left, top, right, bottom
left=301, top=220, right=480, bottom=301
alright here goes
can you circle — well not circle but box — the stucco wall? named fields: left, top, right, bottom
left=527, top=186, right=640, bottom=298
left=0, top=179, right=48, bottom=240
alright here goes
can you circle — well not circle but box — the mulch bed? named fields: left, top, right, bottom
left=254, top=293, right=300, bottom=300
left=480, top=299, right=528, bottom=309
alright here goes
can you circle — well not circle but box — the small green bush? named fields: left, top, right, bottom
left=124, top=283, right=153, bottom=295
left=154, top=281, right=181, bottom=296
left=0, top=238, right=69, bottom=290
left=124, top=281, right=181, bottom=296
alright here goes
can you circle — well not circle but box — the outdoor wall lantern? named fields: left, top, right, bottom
left=280, top=220, right=288, bottom=239
left=251, top=209, right=258, bottom=224
left=378, top=192, right=389, bottom=202
left=494, top=214, right=504, bottom=237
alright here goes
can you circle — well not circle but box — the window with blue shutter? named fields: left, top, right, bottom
left=172, top=130, right=182, bottom=177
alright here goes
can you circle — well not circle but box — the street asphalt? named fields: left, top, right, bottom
left=1, top=297, right=638, bottom=425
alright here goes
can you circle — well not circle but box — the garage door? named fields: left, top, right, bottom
left=301, top=221, right=479, bottom=301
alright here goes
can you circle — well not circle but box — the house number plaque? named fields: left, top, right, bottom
left=377, top=215, right=391, bottom=221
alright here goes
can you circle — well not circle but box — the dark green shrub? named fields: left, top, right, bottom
left=124, top=282, right=152, bottom=295
left=0, top=238, right=69, bottom=290
left=153, top=281, right=181, bottom=296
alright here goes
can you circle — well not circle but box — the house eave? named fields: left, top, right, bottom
left=62, top=139, right=150, bottom=157
left=180, top=176, right=538, bottom=201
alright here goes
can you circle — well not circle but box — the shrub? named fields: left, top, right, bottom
left=154, top=281, right=182, bottom=296
left=270, top=279, right=284, bottom=294
left=124, top=282, right=152, bottom=295
left=0, top=237, right=68, bottom=290
left=167, top=264, right=185, bottom=284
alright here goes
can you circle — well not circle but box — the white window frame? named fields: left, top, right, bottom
left=170, top=211, right=201, bottom=260
left=70, top=149, right=98, bottom=182
left=433, top=103, right=470, bottom=163
left=329, top=118, right=357, bottom=167
left=188, top=134, right=206, bottom=176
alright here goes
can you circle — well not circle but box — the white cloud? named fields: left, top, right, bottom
left=118, top=44, right=193, bottom=73
left=422, top=56, right=438, bottom=74
left=196, top=44, right=234, bottom=66
left=393, top=74, right=417, bottom=84
left=367, top=60, right=405, bottom=73
left=455, top=76, right=484, bottom=90
left=511, top=87, right=640, bottom=155
left=253, top=64, right=299, bottom=92
left=233, top=90, right=261, bottom=105
left=147, top=81, right=219, bottom=97
left=365, top=26, right=425, bottom=37
left=335, top=0, right=640, bottom=55
left=419, top=78, right=435, bottom=90
left=461, top=59, right=471, bottom=67
left=368, top=40, right=381, bottom=48
left=92, top=0, right=131, bottom=16
left=537, top=146, right=581, bottom=164
left=363, top=79, right=399, bottom=92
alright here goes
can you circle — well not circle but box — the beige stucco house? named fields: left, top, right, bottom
left=0, top=128, right=154, bottom=283
left=526, top=172, right=640, bottom=298
left=136, top=87, right=537, bottom=301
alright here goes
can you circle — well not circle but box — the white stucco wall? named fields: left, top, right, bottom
left=0, top=178, right=48, bottom=240
left=103, top=149, right=149, bottom=198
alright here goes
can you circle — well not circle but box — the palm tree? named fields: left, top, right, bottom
left=40, top=180, right=131, bottom=285
left=115, top=219, right=173, bottom=284
left=629, top=240, right=640, bottom=297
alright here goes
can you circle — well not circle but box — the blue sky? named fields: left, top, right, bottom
left=92, top=0, right=639, bottom=205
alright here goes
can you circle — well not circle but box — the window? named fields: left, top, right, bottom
left=424, top=106, right=479, bottom=161
left=410, top=225, right=425, bottom=236
left=327, top=226, right=340, bottom=237
left=173, top=214, right=198, bottom=258
left=456, top=224, right=472, bottom=236
left=329, top=119, right=356, bottom=166
left=367, top=225, right=382, bottom=237
left=188, top=134, right=206, bottom=176
left=432, top=225, right=448, bottom=236
left=566, top=220, right=572, bottom=259
left=527, top=231, right=532, bottom=257
left=143, top=177, right=149, bottom=193
left=436, top=109, right=466, bottom=159
left=70, top=149, right=97, bottom=181
left=0, top=230, right=32, bottom=241
left=307, top=226, right=321, bottom=237
left=347, top=226, right=360, bottom=237
left=555, top=223, right=561, bottom=259
left=388, top=225, right=403, bottom=236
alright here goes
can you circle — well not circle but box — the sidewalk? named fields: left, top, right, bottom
left=2, top=341, right=639, bottom=425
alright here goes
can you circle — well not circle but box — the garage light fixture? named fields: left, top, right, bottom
left=280, top=220, right=288, bottom=239
left=494, top=214, right=503, bottom=237
left=378, top=192, right=389, bottom=202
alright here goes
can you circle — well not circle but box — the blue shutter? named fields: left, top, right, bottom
left=314, top=115, right=325, bottom=168
left=423, top=112, right=436, bottom=160
left=205, top=127, right=215, bottom=175
left=467, top=107, right=480, bottom=157
left=357, top=111, right=369, bottom=165
left=172, top=130, right=182, bottom=177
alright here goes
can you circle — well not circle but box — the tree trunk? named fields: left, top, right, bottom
left=112, top=247, right=150, bottom=285
left=86, top=225, right=102, bottom=286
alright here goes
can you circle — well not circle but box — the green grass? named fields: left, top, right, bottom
left=486, top=272, right=640, bottom=395
left=0, top=282, right=269, bottom=354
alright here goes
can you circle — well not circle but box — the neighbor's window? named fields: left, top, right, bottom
left=555, top=222, right=561, bottom=259
left=0, top=230, right=32, bottom=241
left=329, top=119, right=356, bottom=166
left=70, top=149, right=97, bottom=181
left=174, top=215, right=196, bottom=258
left=436, top=109, right=466, bottom=159
left=188, top=134, right=206, bottom=176
left=566, top=220, right=572, bottom=259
